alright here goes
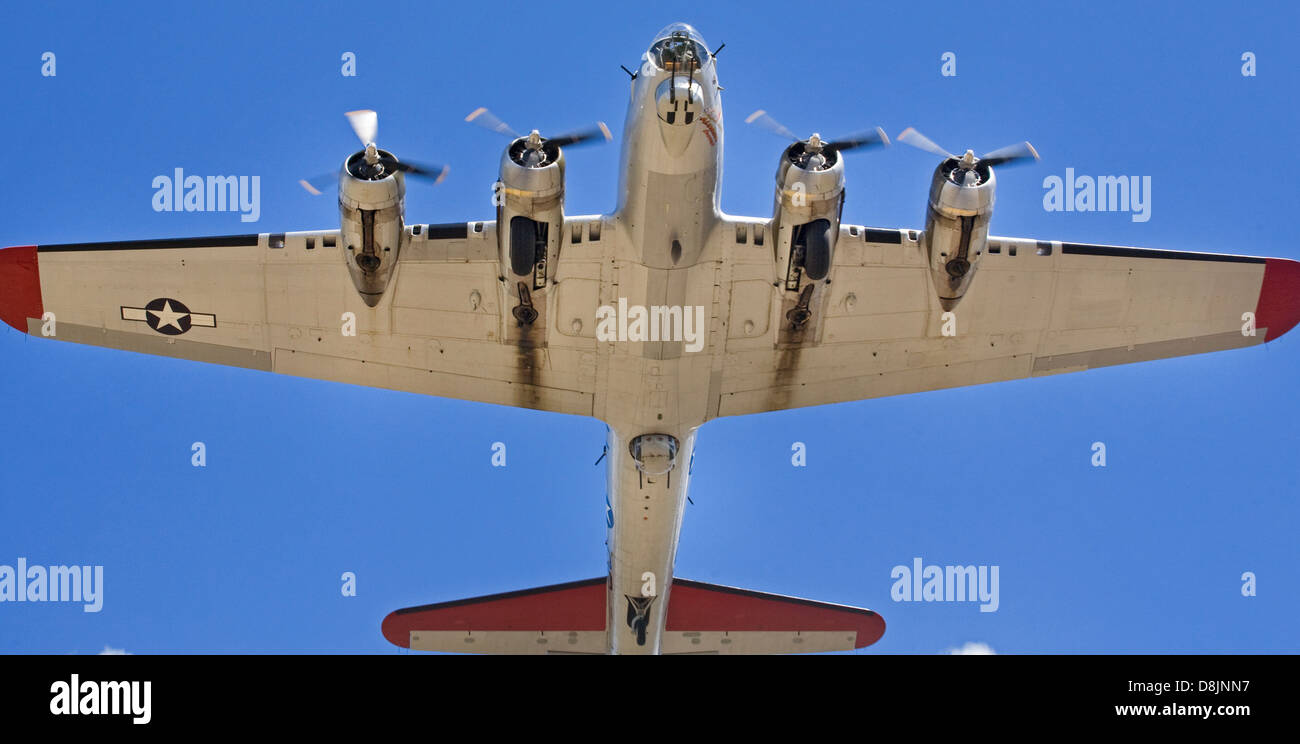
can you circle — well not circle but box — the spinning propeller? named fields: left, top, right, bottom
left=465, top=107, right=612, bottom=168
left=895, top=127, right=1039, bottom=185
left=299, top=110, right=449, bottom=194
left=745, top=109, right=889, bottom=170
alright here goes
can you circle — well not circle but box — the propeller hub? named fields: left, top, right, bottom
left=749, top=111, right=889, bottom=170
left=346, top=147, right=397, bottom=181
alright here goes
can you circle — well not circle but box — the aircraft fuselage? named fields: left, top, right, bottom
left=602, top=23, right=728, bottom=654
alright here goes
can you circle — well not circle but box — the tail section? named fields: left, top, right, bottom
left=383, top=577, right=885, bottom=654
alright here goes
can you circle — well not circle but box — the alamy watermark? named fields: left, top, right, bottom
left=1043, top=168, right=1151, bottom=223
left=595, top=298, right=707, bottom=352
left=152, top=168, right=260, bottom=222
left=891, top=557, right=999, bottom=612
left=0, top=557, right=103, bottom=612
left=50, top=674, right=150, bottom=725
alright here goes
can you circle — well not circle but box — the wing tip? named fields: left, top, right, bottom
left=853, top=611, right=887, bottom=649
left=0, top=245, right=42, bottom=334
left=1257, top=257, right=1300, bottom=341
left=381, top=611, right=412, bottom=649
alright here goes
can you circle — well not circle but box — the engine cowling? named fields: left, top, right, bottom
left=339, top=147, right=406, bottom=307
left=497, top=137, right=565, bottom=294
left=772, top=141, right=844, bottom=289
left=922, top=158, right=996, bottom=311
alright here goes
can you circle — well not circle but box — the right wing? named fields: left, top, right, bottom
left=713, top=225, right=1300, bottom=418
left=1, top=221, right=603, bottom=417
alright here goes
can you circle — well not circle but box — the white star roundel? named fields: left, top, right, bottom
left=120, top=298, right=217, bottom=336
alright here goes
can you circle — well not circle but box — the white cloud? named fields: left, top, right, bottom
left=947, top=642, right=995, bottom=655
left=98, top=645, right=131, bottom=655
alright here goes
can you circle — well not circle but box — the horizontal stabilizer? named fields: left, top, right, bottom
left=383, top=577, right=885, bottom=654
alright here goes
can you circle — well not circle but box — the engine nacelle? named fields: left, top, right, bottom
left=772, top=142, right=845, bottom=289
left=339, top=148, right=406, bottom=306
left=923, top=158, right=996, bottom=310
left=497, top=139, right=565, bottom=296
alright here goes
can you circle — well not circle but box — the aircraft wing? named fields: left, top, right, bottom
left=714, top=226, right=1300, bottom=418
left=0, top=223, right=598, bottom=417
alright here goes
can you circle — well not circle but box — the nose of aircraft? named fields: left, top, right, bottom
left=647, top=22, right=710, bottom=71
left=650, top=22, right=708, bottom=50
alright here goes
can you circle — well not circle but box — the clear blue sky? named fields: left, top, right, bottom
left=1, top=0, right=1296, bottom=653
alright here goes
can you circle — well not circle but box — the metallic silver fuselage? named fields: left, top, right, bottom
left=602, top=44, right=725, bottom=654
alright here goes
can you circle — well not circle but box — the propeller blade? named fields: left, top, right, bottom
left=547, top=122, right=613, bottom=149
left=896, top=127, right=956, bottom=159
left=345, top=109, right=378, bottom=146
left=465, top=107, right=519, bottom=138
left=825, top=127, right=890, bottom=154
left=980, top=141, right=1040, bottom=167
left=379, top=156, right=450, bottom=185
left=744, top=109, right=799, bottom=141
left=298, top=172, right=338, bottom=196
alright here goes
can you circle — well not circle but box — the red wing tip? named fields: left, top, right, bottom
left=0, top=245, right=42, bottom=333
left=1256, top=258, right=1300, bottom=342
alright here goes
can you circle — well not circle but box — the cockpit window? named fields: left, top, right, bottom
left=649, top=23, right=709, bottom=71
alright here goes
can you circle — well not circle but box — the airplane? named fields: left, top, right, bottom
left=2, top=22, right=1297, bottom=655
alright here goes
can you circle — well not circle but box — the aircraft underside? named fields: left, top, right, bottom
left=2, top=21, right=1297, bottom=654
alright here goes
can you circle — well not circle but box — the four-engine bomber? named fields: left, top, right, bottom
left=4, top=21, right=1294, bottom=658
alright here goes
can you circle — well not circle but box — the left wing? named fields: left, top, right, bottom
left=714, top=224, right=1300, bottom=418
left=0, top=223, right=600, bottom=417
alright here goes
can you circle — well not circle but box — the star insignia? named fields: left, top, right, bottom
left=120, top=298, right=217, bottom=336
